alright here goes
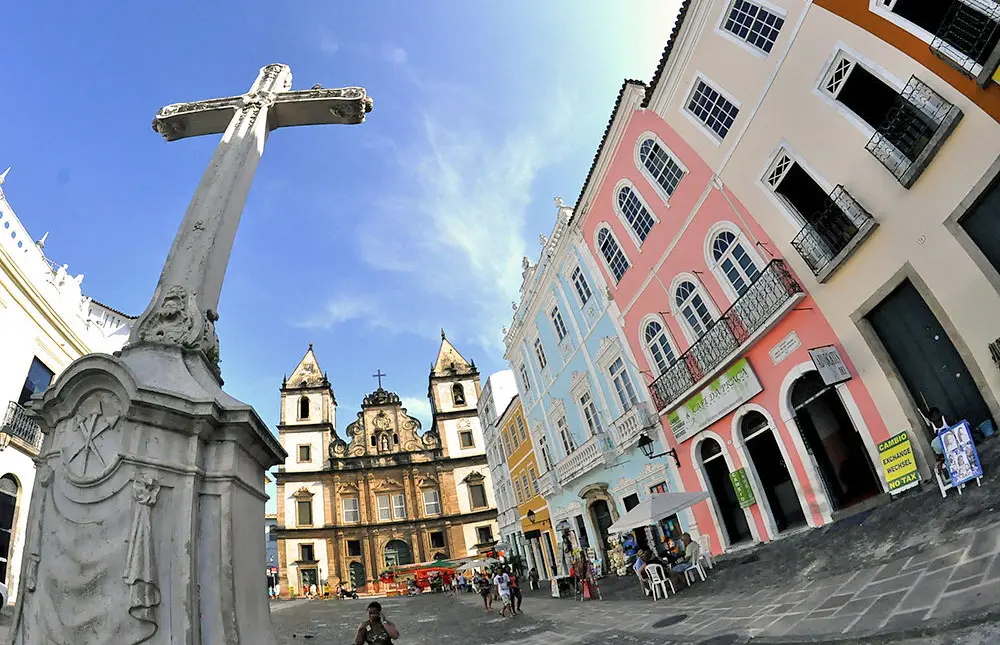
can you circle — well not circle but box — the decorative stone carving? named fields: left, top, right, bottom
left=123, top=474, right=161, bottom=632
left=363, top=387, right=399, bottom=407
left=133, top=284, right=220, bottom=370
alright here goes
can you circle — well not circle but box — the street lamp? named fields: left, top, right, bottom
left=526, top=509, right=536, bottom=524
left=637, top=432, right=680, bottom=468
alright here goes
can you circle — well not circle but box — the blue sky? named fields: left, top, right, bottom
left=2, top=2, right=681, bottom=448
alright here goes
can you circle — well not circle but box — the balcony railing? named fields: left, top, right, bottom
left=538, top=470, right=558, bottom=498
left=555, top=433, right=612, bottom=486
left=2, top=401, right=43, bottom=449
left=648, top=260, right=802, bottom=411
left=865, top=76, right=963, bottom=189
left=611, top=405, right=649, bottom=450
left=931, top=0, right=1000, bottom=85
left=791, top=185, right=878, bottom=282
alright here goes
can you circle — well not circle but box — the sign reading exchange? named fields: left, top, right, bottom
left=666, top=358, right=763, bottom=443
left=878, top=431, right=919, bottom=494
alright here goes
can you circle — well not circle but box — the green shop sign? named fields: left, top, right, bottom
left=666, top=358, right=764, bottom=443
left=730, top=468, right=756, bottom=509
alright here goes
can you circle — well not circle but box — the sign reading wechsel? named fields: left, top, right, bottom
left=730, top=468, right=756, bottom=509
left=877, top=431, right=919, bottom=494
left=667, top=358, right=763, bottom=443
left=809, top=345, right=851, bottom=386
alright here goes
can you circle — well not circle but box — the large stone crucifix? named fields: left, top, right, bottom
left=131, top=63, right=373, bottom=370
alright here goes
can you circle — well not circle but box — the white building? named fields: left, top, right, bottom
left=0, top=171, right=134, bottom=602
left=477, top=371, right=520, bottom=555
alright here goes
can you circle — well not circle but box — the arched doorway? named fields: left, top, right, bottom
left=699, top=439, right=751, bottom=546
left=349, top=561, right=366, bottom=590
left=384, top=539, right=413, bottom=567
left=588, top=500, right=615, bottom=565
left=0, top=475, right=18, bottom=584
left=741, top=412, right=805, bottom=533
left=791, top=372, right=880, bottom=511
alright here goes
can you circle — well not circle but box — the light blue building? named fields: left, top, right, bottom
left=503, top=199, right=686, bottom=574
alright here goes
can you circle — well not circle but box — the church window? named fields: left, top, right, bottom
left=393, top=433, right=399, bottom=445
left=557, top=416, right=575, bottom=455
left=469, top=483, right=488, bottom=509
left=299, top=543, right=316, bottom=562
left=376, top=495, right=392, bottom=521
left=550, top=306, right=569, bottom=341
left=297, top=444, right=311, bottom=463
left=296, top=500, right=313, bottom=526
left=459, top=430, right=475, bottom=449
left=580, top=391, right=604, bottom=435
left=529, top=467, right=539, bottom=495
left=514, top=478, right=523, bottom=504
left=515, top=415, right=528, bottom=444
left=571, top=267, right=593, bottom=305
left=597, top=227, right=630, bottom=282
left=391, top=493, right=406, bottom=519
left=476, top=526, right=494, bottom=545
left=533, top=339, right=547, bottom=370
left=452, top=383, right=466, bottom=406
left=609, top=357, right=638, bottom=412
left=370, top=435, right=377, bottom=448
left=423, top=489, right=442, bottom=515
left=342, top=497, right=360, bottom=523
left=519, top=364, right=531, bottom=391
left=298, top=396, right=310, bottom=420
left=430, top=531, right=446, bottom=548
left=347, top=540, right=363, bottom=557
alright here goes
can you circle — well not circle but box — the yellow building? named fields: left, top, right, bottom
left=498, top=395, right=558, bottom=579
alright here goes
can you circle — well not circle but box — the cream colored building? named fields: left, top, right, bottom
left=645, top=0, right=1000, bottom=482
left=0, top=172, right=134, bottom=602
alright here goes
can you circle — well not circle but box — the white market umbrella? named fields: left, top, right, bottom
left=457, top=559, right=488, bottom=572
left=607, top=491, right=711, bottom=533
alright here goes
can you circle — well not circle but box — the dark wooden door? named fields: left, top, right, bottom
left=961, top=179, right=1000, bottom=276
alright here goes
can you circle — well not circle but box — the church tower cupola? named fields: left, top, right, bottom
left=278, top=343, right=337, bottom=472
left=428, top=331, right=484, bottom=458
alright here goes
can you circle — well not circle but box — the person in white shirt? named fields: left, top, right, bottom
left=493, top=570, right=514, bottom=618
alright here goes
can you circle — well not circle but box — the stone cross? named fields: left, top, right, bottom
left=130, top=63, right=373, bottom=371
left=372, top=369, right=387, bottom=389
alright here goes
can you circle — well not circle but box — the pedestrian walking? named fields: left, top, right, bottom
left=506, top=566, right=523, bottom=614
left=309, top=582, right=318, bottom=600
left=475, top=572, right=492, bottom=611
left=493, top=569, right=514, bottom=618
left=355, top=601, right=399, bottom=645
left=528, top=567, right=539, bottom=590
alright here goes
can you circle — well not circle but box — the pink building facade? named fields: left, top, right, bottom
left=574, top=81, right=892, bottom=554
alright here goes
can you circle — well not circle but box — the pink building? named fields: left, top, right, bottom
left=574, top=80, right=892, bottom=554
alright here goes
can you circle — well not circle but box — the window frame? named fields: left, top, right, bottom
left=297, top=395, right=310, bottom=420
left=515, top=415, right=528, bottom=444
left=347, top=539, right=363, bottom=557
left=391, top=493, right=406, bottom=520
left=550, top=305, right=569, bottom=342
left=704, top=223, right=766, bottom=303
left=538, top=434, right=554, bottom=471
left=814, top=47, right=907, bottom=140
left=533, top=338, right=548, bottom=370
left=452, top=383, right=466, bottom=406
left=476, top=525, right=494, bottom=545
left=514, top=476, right=524, bottom=504
left=640, top=314, right=679, bottom=377
left=608, top=356, right=639, bottom=413
left=613, top=180, right=660, bottom=248
left=571, top=266, right=593, bottom=305
left=579, top=391, right=604, bottom=436
left=296, top=444, right=312, bottom=463
left=759, top=144, right=837, bottom=231
left=595, top=225, right=631, bottom=284
left=682, top=74, right=742, bottom=143
left=518, top=363, right=532, bottom=392
left=342, top=496, right=360, bottom=523
left=459, top=430, right=476, bottom=449
left=528, top=467, right=539, bottom=495
left=670, top=274, right=720, bottom=344
left=376, top=494, right=392, bottom=522
left=716, top=0, right=787, bottom=57
left=296, top=499, right=313, bottom=526
left=429, top=531, right=446, bottom=549
left=299, top=543, right=316, bottom=562
left=635, top=133, right=689, bottom=206
left=422, top=489, right=442, bottom=515
left=469, top=483, right=488, bottom=510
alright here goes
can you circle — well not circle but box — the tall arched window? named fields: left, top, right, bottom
left=452, top=383, right=466, bottom=406
left=712, top=230, right=760, bottom=297
left=0, top=474, right=18, bottom=582
left=675, top=281, right=713, bottom=337
left=298, top=396, right=310, bottom=420
left=638, top=137, right=684, bottom=198
left=616, top=185, right=656, bottom=243
left=644, top=320, right=677, bottom=375
left=597, top=228, right=630, bottom=282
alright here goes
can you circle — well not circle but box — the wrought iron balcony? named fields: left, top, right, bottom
left=931, top=0, right=1000, bottom=86
left=611, top=405, right=650, bottom=451
left=555, top=433, right=612, bottom=486
left=648, top=260, right=802, bottom=411
left=2, top=401, right=43, bottom=450
left=865, top=76, right=963, bottom=189
left=791, top=185, right=878, bottom=282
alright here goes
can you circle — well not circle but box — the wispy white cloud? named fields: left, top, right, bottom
left=318, top=27, right=339, bottom=55
left=400, top=396, right=432, bottom=431
left=383, top=45, right=408, bottom=66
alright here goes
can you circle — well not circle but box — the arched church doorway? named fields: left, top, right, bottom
left=741, top=412, right=805, bottom=533
left=588, top=499, right=615, bottom=563
left=791, top=372, right=880, bottom=512
left=699, top=438, right=751, bottom=546
left=384, top=539, right=413, bottom=567
left=349, top=561, right=366, bottom=590
left=0, top=474, right=18, bottom=584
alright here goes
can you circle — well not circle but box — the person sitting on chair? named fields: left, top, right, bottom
left=671, top=533, right=702, bottom=583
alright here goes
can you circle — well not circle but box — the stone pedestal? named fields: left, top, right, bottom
left=8, top=343, right=285, bottom=645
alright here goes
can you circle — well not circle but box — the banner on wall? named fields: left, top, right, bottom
left=877, top=431, right=920, bottom=494
left=666, top=358, right=763, bottom=443
left=729, top=468, right=756, bottom=509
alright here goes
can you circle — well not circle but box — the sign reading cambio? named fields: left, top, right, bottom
left=667, top=358, right=763, bottom=443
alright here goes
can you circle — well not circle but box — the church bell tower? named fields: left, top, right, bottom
left=428, top=330, right=484, bottom=458
left=279, top=343, right=337, bottom=472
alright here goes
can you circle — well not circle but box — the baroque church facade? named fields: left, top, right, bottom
left=274, top=334, right=498, bottom=595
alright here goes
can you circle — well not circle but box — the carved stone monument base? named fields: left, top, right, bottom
left=9, top=343, right=284, bottom=645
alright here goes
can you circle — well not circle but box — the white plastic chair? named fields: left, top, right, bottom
left=645, top=563, right=675, bottom=600
left=697, top=534, right=714, bottom=569
left=679, top=543, right=707, bottom=585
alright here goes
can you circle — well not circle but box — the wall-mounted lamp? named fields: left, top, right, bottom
left=527, top=509, right=536, bottom=524
left=637, top=432, right=680, bottom=468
